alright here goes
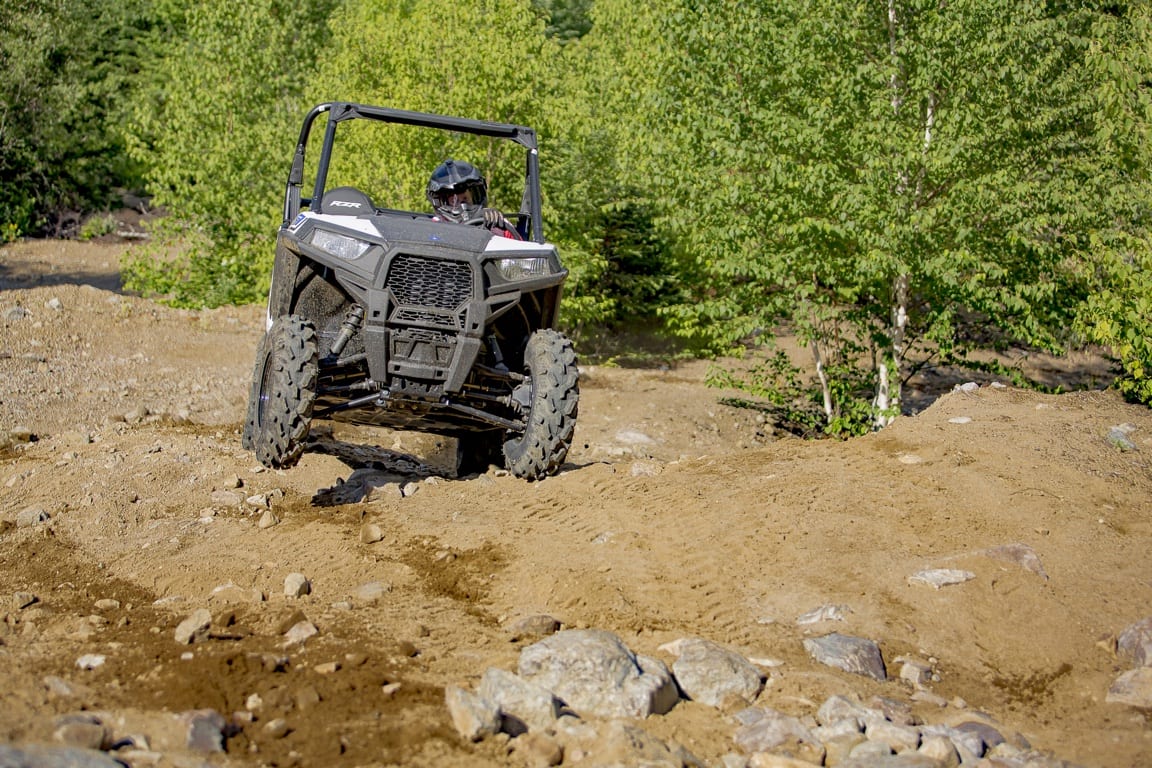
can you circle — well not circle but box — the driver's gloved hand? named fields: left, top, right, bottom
left=482, top=208, right=508, bottom=230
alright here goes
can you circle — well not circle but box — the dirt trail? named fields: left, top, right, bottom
left=1, top=239, right=1150, bottom=767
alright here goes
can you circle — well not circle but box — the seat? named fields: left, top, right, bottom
left=319, top=186, right=375, bottom=216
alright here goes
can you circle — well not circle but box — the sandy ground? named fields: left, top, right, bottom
left=1, top=239, right=1150, bottom=767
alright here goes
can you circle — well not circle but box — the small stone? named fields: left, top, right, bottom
left=919, top=734, right=961, bottom=768
left=182, top=709, right=226, bottom=752
left=506, top=614, right=562, bottom=638
left=1117, top=617, right=1152, bottom=667
left=210, top=489, right=243, bottom=506
left=258, top=509, right=280, bottom=529
left=295, top=686, right=322, bottom=710
left=445, top=685, right=500, bottom=742
left=174, top=609, right=212, bottom=645
left=53, top=716, right=109, bottom=750
left=360, top=523, right=385, bottom=544
left=511, top=731, right=564, bottom=767
left=314, top=661, right=340, bottom=674
left=94, top=599, right=121, bottom=611
left=908, top=569, right=975, bottom=589
left=1106, top=667, right=1152, bottom=708
left=283, top=621, right=319, bottom=646
left=264, top=718, right=291, bottom=739
left=16, top=507, right=50, bottom=527
left=76, top=654, right=106, bottom=670
left=14, top=592, right=38, bottom=609
left=1107, top=426, right=1137, bottom=452
left=284, top=573, right=311, bottom=598
left=803, top=633, right=887, bottom=681
left=353, top=581, right=391, bottom=603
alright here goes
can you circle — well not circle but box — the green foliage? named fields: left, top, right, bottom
left=122, top=0, right=335, bottom=307
left=79, top=214, right=117, bottom=241
left=0, top=0, right=151, bottom=236
left=654, top=0, right=1134, bottom=432
left=532, top=0, right=593, bottom=41
left=1072, top=3, right=1152, bottom=405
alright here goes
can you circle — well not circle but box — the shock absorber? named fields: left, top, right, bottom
left=330, top=305, right=365, bottom=358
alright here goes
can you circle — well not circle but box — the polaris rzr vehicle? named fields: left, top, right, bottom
left=242, top=102, right=578, bottom=480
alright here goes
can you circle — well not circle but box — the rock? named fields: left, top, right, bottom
left=732, top=706, right=820, bottom=755
left=803, top=633, right=887, bottom=681
left=479, top=667, right=562, bottom=734
left=953, top=720, right=1005, bottom=752
left=52, top=714, right=110, bottom=750
left=898, top=658, right=933, bottom=687
left=181, top=709, right=227, bottom=752
left=445, top=685, right=501, bottom=742
left=797, top=604, right=851, bottom=625
left=360, top=523, right=385, bottom=544
left=510, top=731, right=564, bottom=767
left=174, top=609, right=211, bottom=644
left=506, top=614, right=562, bottom=638
left=16, top=506, right=50, bottom=527
left=209, top=583, right=264, bottom=604
left=1106, top=667, right=1152, bottom=708
left=353, top=581, right=391, bottom=603
left=284, top=573, right=311, bottom=597
left=907, top=569, right=975, bottom=589
left=918, top=734, right=960, bottom=767
left=978, top=543, right=1049, bottom=580
left=1107, top=425, right=1137, bottom=452
left=258, top=509, right=280, bottom=529
left=1117, top=616, right=1152, bottom=667
left=14, top=592, right=38, bottom=609
left=823, top=732, right=867, bottom=765
left=283, top=621, right=319, bottom=646
left=210, top=489, right=243, bottom=506
left=864, top=719, right=920, bottom=753
left=748, top=753, right=819, bottom=768
left=93, top=599, right=120, bottom=611
left=671, top=637, right=764, bottom=709
left=517, top=629, right=678, bottom=719
left=0, top=745, right=127, bottom=768
left=75, top=654, right=106, bottom=670
left=815, top=695, right=866, bottom=732
left=557, top=719, right=700, bottom=767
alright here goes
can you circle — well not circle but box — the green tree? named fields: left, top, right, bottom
left=122, top=0, right=335, bottom=307
left=539, top=0, right=685, bottom=331
left=657, top=0, right=1127, bottom=433
left=0, top=0, right=152, bottom=238
left=1075, top=4, right=1152, bottom=405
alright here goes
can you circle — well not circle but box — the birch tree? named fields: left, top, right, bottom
left=658, top=0, right=1118, bottom=434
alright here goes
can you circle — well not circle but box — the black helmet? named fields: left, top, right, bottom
left=426, top=159, right=487, bottom=223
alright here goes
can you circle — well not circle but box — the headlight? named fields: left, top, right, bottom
left=496, top=256, right=551, bottom=280
left=309, top=228, right=372, bottom=260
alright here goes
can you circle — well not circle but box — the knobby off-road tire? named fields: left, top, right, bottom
left=503, top=329, right=579, bottom=480
left=247, top=315, right=317, bottom=469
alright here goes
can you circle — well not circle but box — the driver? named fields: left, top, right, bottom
left=426, top=159, right=520, bottom=238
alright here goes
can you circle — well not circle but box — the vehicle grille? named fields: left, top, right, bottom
left=386, top=255, right=473, bottom=311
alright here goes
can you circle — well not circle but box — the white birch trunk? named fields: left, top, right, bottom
left=810, top=340, right=834, bottom=424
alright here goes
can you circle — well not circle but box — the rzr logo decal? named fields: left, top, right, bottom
left=329, top=200, right=362, bottom=209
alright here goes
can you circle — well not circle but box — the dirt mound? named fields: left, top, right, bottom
left=1, top=239, right=1150, bottom=767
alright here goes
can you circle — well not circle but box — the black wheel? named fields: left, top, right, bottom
left=247, top=315, right=317, bottom=469
left=240, top=331, right=268, bottom=451
left=502, top=329, right=579, bottom=480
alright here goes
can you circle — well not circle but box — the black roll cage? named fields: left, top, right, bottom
left=282, top=102, right=546, bottom=244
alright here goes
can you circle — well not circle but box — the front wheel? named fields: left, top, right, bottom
left=246, top=315, right=317, bottom=469
left=502, top=330, right=579, bottom=480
